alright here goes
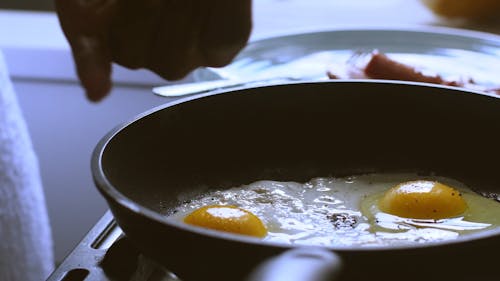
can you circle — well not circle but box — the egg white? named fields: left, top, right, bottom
left=169, top=173, right=500, bottom=247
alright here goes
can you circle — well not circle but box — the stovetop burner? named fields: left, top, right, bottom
left=48, top=211, right=500, bottom=281
left=46, top=212, right=179, bottom=281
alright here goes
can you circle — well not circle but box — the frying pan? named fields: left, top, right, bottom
left=92, top=81, right=500, bottom=281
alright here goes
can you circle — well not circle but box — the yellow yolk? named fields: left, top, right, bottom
left=183, top=205, right=267, bottom=237
left=378, top=180, right=467, bottom=219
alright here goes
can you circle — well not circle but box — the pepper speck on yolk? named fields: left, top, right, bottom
left=378, top=180, right=467, bottom=219
left=184, top=205, right=267, bottom=237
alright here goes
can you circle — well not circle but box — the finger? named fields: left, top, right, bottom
left=55, top=0, right=115, bottom=101
left=71, top=36, right=112, bottom=102
left=199, top=0, right=253, bottom=67
left=108, top=0, right=162, bottom=69
left=146, top=0, right=204, bottom=80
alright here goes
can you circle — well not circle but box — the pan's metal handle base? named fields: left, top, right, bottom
left=245, top=247, right=342, bottom=281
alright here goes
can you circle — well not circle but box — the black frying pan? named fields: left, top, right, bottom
left=92, top=81, right=500, bottom=281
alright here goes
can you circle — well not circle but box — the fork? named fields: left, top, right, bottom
left=152, top=50, right=342, bottom=97
left=152, top=76, right=311, bottom=97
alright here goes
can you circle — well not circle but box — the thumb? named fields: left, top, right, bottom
left=55, top=0, right=116, bottom=102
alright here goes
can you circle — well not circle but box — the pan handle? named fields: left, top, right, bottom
left=245, top=247, right=342, bottom=281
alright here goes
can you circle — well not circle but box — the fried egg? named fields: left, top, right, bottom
left=183, top=205, right=267, bottom=237
left=169, top=173, right=500, bottom=246
left=377, top=180, right=467, bottom=219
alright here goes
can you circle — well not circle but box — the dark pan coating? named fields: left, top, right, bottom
left=93, top=81, right=500, bottom=281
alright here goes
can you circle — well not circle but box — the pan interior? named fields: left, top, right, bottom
left=100, top=81, right=500, bottom=225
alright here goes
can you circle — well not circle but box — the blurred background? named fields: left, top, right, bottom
left=1, top=0, right=54, bottom=11
left=1, top=0, right=500, bottom=265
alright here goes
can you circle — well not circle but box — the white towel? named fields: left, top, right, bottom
left=0, top=51, right=54, bottom=280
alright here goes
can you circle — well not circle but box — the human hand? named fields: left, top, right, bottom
left=55, top=0, right=252, bottom=102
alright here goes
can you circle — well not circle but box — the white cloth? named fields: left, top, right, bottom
left=0, top=51, right=54, bottom=280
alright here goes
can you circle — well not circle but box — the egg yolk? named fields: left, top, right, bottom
left=183, top=205, right=267, bottom=237
left=378, top=180, right=467, bottom=219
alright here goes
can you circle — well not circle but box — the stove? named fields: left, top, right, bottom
left=48, top=212, right=500, bottom=281
left=46, top=212, right=180, bottom=281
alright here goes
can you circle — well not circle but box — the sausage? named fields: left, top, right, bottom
left=326, top=50, right=499, bottom=95
left=364, top=51, right=462, bottom=87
